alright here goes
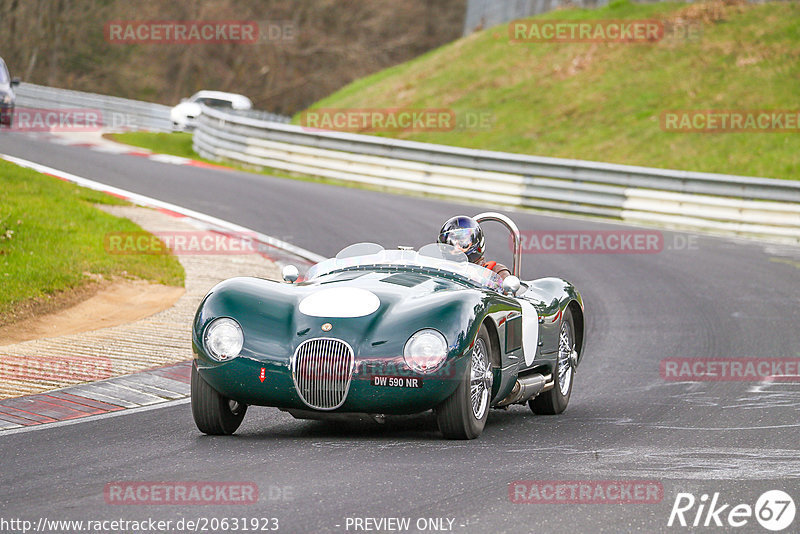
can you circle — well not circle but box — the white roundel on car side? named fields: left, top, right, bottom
left=519, top=299, right=540, bottom=367
left=298, top=287, right=381, bottom=318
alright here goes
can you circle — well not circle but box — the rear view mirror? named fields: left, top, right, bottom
left=282, top=265, right=299, bottom=284
left=11, top=77, right=20, bottom=87
left=502, top=275, right=521, bottom=296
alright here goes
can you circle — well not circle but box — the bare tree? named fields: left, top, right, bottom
left=0, top=0, right=466, bottom=114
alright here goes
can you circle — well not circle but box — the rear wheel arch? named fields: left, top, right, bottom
left=530, top=306, right=575, bottom=415
left=567, top=300, right=584, bottom=361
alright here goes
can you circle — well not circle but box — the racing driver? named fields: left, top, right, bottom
left=437, top=216, right=511, bottom=280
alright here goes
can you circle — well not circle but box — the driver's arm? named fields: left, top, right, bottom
left=483, top=260, right=511, bottom=280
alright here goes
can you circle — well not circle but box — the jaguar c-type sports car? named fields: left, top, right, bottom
left=191, top=213, right=585, bottom=439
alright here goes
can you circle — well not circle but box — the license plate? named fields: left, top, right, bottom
left=371, top=375, right=423, bottom=388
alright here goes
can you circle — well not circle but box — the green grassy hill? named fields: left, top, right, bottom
left=0, top=160, right=184, bottom=324
left=298, top=0, right=799, bottom=180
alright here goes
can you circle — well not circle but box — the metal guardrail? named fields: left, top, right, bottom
left=14, top=83, right=291, bottom=132
left=226, top=108, right=292, bottom=124
left=16, top=84, right=794, bottom=240
left=462, top=0, right=775, bottom=36
left=193, top=105, right=800, bottom=242
left=464, top=0, right=608, bottom=36
left=15, top=82, right=174, bottom=132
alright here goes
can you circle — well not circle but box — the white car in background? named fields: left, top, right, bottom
left=171, top=90, right=253, bottom=130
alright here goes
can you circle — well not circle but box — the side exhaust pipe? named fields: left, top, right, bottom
left=496, top=373, right=553, bottom=407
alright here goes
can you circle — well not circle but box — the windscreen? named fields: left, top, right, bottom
left=306, top=242, right=502, bottom=291
left=196, top=98, right=234, bottom=108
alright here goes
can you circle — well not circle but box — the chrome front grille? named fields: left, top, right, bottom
left=291, top=338, right=355, bottom=410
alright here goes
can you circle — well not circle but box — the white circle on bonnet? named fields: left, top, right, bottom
left=298, top=287, right=381, bottom=318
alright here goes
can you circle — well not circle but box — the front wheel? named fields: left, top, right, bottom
left=191, top=362, right=247, bottom=435
left=436, top=324, right=493, bottom=440
left=530, top=307, right=576, bottom=415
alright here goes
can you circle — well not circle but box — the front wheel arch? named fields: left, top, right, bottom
left=436, top=323, right=494, bottom=439
left=191, top=361, right=248, bottom=435
left=480, top=317, right=503, bottom=401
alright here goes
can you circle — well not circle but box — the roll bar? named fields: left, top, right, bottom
left=474, top=212, right=521, bottom=277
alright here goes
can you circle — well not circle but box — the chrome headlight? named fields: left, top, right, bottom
left=203, top=318, right=243, bottom=361
left=403, top=329, right=447, bottom=373
left=1, top=94, right=11, bottom=105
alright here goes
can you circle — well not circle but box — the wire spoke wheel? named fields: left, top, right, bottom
left=557, top=321, right=574, bottom=396
left=470, top=337, right=492, bottom=420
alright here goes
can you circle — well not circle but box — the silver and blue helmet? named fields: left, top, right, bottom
left=437, top=216, right=485, bottom=263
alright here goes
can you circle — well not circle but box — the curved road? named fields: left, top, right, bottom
left=1, top=132, right=799, bottom=533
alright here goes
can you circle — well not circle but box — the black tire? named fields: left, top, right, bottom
left=530, top=308, right=575, bottom=415
left=436, top=323, right=493, bottom=440
left=191, top=361, right=247, bottom=435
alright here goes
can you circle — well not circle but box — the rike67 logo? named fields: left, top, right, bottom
left=668, top=490, right=796, bottom=531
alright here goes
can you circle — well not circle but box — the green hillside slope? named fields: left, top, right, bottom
left=299, top=0, right=799, bottom=180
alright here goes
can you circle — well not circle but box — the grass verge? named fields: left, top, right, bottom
left=0, top=159, right=184, bottom=325
left=107, top=131, right=196, bottom=158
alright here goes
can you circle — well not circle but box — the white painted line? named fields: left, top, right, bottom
left=111, top=380, right=186, bottom=401
left=124, top=373, right=191, bottom=393
left=148, top=154, right=193, bottom=165
left=90, top=144, right=140, bottom=154
left=0, top=419, right=23, bottom=430
left=0, top=153, right=326, bottom=264
left=66, top=384, right=139, bottom=408
left=114, top=377, right=187, bottom=399
left=78, top=381, right=167, bottom=406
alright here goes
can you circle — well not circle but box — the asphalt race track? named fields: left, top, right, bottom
left=1, top=132, right=799, bottom=533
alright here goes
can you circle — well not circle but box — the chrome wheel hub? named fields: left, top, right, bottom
left=228, top=400, right=244, bottom=415
left=470, top=338, right=492, bottom=419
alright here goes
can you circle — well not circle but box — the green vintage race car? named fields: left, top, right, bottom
left=191, top=213, right=585, bottom=439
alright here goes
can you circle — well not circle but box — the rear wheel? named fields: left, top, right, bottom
left=530, top=308, right=576, bottom=415
left=191, top=361, right=247, bottom=435
left=436, top=324, right=493, bottom=439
